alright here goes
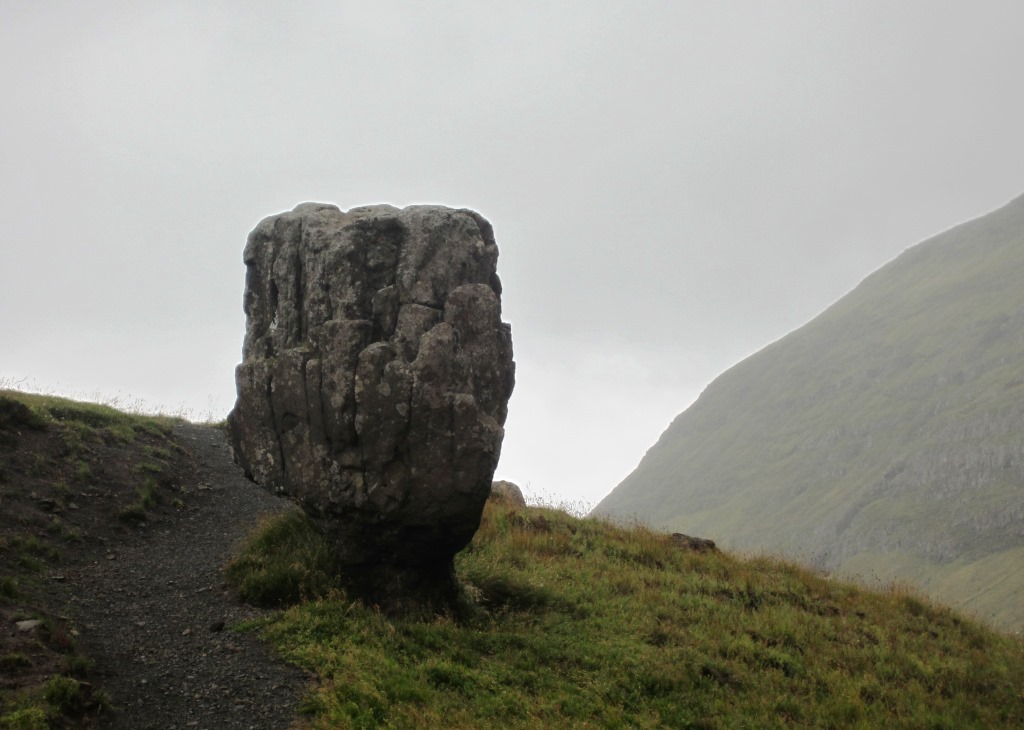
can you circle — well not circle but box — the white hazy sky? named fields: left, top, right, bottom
left=3, top=1, right=1023, bottom=510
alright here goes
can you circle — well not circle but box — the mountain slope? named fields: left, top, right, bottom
left=593, top=193, right=1024, bottom=632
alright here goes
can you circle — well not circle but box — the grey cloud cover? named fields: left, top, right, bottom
left=3, top=1, right=1023, bottom=507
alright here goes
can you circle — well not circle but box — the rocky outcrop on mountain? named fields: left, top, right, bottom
left=671, top=533, right=717, bottom=553
left=489, top=480, right=526, bottom=508
left=228, top=203, right=515, bottom=608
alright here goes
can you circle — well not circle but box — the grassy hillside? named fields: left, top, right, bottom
left=0, top=390, right=192, bottom=726
left=4, top=391, right=1024, bottom=727
left=593, top=193, right=1024, bottom=633
left=227, top=504, right=1024, bottom=729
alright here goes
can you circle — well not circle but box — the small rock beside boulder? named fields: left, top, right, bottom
left=228, top=203, right=515, bottom=609
left=671, top=533, right=717, bottom=553
left=489, top=480, right=527, bottom=508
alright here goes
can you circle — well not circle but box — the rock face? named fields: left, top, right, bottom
left=228, top=203, right=514, bottom=606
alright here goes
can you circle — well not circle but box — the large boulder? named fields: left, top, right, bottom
left=228, top=203, right=514, bottom=607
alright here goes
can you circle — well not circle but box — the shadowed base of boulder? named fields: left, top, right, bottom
left=340, top=559, right=462, bottom=615
left=309, top=505, right=486, bottom=614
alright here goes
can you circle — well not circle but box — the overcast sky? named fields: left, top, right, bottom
left=3, top=1, right=1023, bottom=509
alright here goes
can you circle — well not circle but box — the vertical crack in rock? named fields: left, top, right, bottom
left=228, top=203, right=514, bottom=609
left=294, top=219, right=305, bottom=345
left=268, top=279, right=280, bottom=337
left=265, top=372, right=287, bottom=482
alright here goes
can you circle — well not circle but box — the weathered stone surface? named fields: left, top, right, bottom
left=489, top=480, right=527, bottom=508
left=671, top=533, right=717, bottom=553
left=228, top=203, right=514, bottom=606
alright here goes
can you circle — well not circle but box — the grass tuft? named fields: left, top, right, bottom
left=0, top=577, right=18, bottom=599
left=72, top=461, right=92, bottom=484
left=41, top=676, right=81, bottom=715
left=138, top=477, right=158, bottom=509
left=0, top=706, right=48, bottom=729
left=116, top=504, right=146, bottom=523
left=0, top=654, right=31, bottom=672
left=118, top=477, right=160, bottom=522
left=224, top=511, right=341, bottom=607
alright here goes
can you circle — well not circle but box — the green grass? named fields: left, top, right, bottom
left=9, top=537, right=59, bottom=563
left=0, top=390, right=177, bottom=439
left=0, top=674, right=107, bottom=729
left=144, top=445, right=173, bottom=460
left=227, top=503, right=1024, bottom=729
left=138, top=477, right=158, bottom=509
left=117, top=477, right=160, bottom=522
left=225, top=510, right=339, bottom=607
left=0, top=707, right=48, bottom=730
left=115, top=504, right=147, bottom=523
left=15, top=557, right=43, bottom=574
left=0, top=396, right=47, bottom=436
left=0, top=654, right=30, bottom=672
left=40, top=676, right=81, bottom=715
left=45, top=516, right=81, bottom=542
left=72, top=460, right=92, bottom=484
left=0, top=577, right=18, bottom=599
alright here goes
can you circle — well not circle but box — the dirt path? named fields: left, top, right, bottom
left=65, top=423, right=309, bottom=729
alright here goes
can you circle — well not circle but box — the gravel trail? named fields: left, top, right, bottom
left=65, top=422, right=309, bottom=729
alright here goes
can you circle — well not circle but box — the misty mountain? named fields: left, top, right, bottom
left=594, top=193, right=1024, bottom=632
